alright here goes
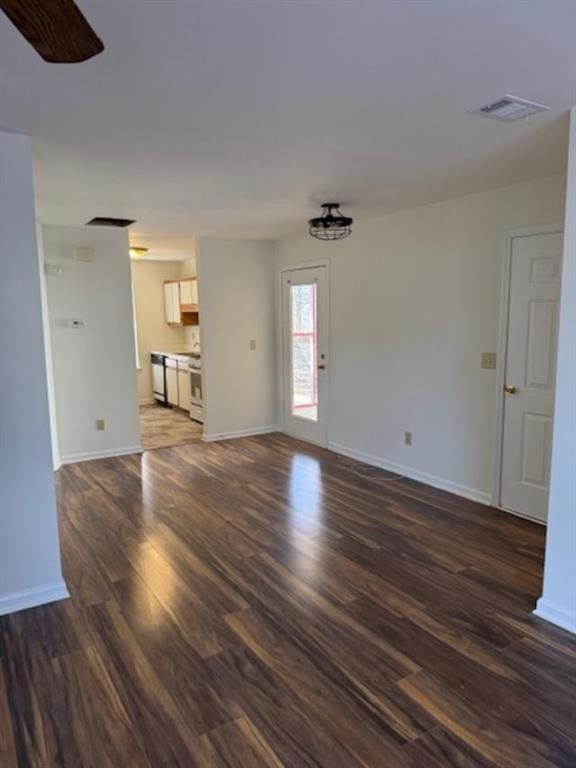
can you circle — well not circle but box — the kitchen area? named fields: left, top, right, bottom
left=144, top=348, right=203, bottom=449
left=131, top=251, right=205, bottom=451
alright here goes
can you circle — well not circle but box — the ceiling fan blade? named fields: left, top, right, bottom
left=0, top=0, right=104, bottom=63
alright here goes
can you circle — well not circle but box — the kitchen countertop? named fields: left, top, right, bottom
left=152, top=350, right=200, bottom=362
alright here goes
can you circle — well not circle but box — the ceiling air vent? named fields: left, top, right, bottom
left=474, top=95, right=549, bottom=122
left=86, top=217, right=135, bottom=228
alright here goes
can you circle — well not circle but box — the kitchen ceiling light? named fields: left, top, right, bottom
left=129, top=246, right=149, bottom=259
left=309, top=203, right=353, bottom=241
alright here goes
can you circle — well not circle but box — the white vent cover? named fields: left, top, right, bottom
left=473, top=95, right=549, bottom=122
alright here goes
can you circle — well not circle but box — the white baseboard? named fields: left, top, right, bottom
left=0, top=581, right=70, bottom=617
left=60, top=445, right=142, bottom=465
left=534, top=599, right=576, bottom=635
left=283, top=430, right=327, bottom=448
left=203, top=426, right=280, bottom=443
left=494, top=505, right=547, bottom=526
left=328, top=441, right=492, bottom=506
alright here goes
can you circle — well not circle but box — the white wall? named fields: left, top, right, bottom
left=198, top=237, right=277, bottom=438
left=0, top=132, right=67, bottom=614
left=43, top=225, right=140, bottom=462
left=181, top=256, right=197, bottom=275
left=37, top=224, right=61, bottom=469
left=131, top=259, right=188, bottom=402
left=536, top=115, right=576, bottom=634
left=275, top=174, right=566, bottom=501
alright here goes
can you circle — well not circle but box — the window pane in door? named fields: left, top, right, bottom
left=290, top=283, right=318, bottom=422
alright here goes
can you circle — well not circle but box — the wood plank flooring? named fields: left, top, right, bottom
left=139, top=403, right=203, bottom=450
left=1, top=434, right=575, bottom=767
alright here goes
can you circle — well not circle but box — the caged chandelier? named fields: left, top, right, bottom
left=308, top=203, right=353, bottom=241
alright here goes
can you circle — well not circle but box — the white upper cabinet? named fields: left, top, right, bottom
left=163, top=282, right=171, bottom=323
left=164, top=277, right=198, bottom=325
left=163, top=281, right=180, bottom=324
left=190, top=279, right=199, bottom=305
left=179, top=278, right=198, bottom=309
left=163, top=283, right=170, bottom=323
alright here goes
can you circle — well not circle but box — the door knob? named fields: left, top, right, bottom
left=504, top=384, right=517, bottom=394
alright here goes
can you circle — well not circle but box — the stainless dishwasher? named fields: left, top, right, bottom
left=151, top=353, right=167, bottom=404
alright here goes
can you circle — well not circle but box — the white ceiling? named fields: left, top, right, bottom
left=130, top=234, right=197, bottom=262
left=0, top=0, right=573, bottom=247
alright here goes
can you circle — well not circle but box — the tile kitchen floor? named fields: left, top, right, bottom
left=139, top=404, right=203, bottom=451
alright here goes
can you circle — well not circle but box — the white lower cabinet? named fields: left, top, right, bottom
left=166, top=359, right=179, bottom=406
left=177, top=363, right=191, bottom=411
left=165, top=358, right=191, bottom=412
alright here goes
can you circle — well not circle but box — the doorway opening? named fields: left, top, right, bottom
left=131, top=257, right=204, bottom=452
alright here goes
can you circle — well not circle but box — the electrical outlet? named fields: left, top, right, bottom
left=249, top=339, right=257, bottom=351
left=481, top=352, right=497, bottom=370
left=404, top=431, right=413, bottom=446
left=95, top=419, right=105, bottom=432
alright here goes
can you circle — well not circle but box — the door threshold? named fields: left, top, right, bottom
left=497, top=504, right=547, bottom=526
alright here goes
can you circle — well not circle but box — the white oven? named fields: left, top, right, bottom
left=189, top=356, right=203, bottom=423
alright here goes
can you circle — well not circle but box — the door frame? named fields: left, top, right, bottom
left=491, top=223, right=563, bottom=520
left=279, top=259, right=331, bottom=447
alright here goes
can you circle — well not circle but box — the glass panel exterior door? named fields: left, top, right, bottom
left=290, top=282, right=318, bottom=422
left=282, top=266, right=328, bottom=446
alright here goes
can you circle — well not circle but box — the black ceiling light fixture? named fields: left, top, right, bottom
left=309, top=202, right=353, bottom=241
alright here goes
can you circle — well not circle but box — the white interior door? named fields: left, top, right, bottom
left=501, top=231, right=563, bottom=522
left=282, top=267, right=329, bottom=446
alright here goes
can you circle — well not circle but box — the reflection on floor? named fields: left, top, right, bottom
left=1, top=434, right=572, bottom=766
left=139, top=403, right=202, bottom=450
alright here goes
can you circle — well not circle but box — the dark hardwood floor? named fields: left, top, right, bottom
left=1, top=434, right=575, bottom=767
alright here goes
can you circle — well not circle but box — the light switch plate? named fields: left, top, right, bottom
left=249, top=339, right=257, bottom=351
left=44, top=262, right=63, bottom=277
left=481, top=352, right=497, bottom=370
